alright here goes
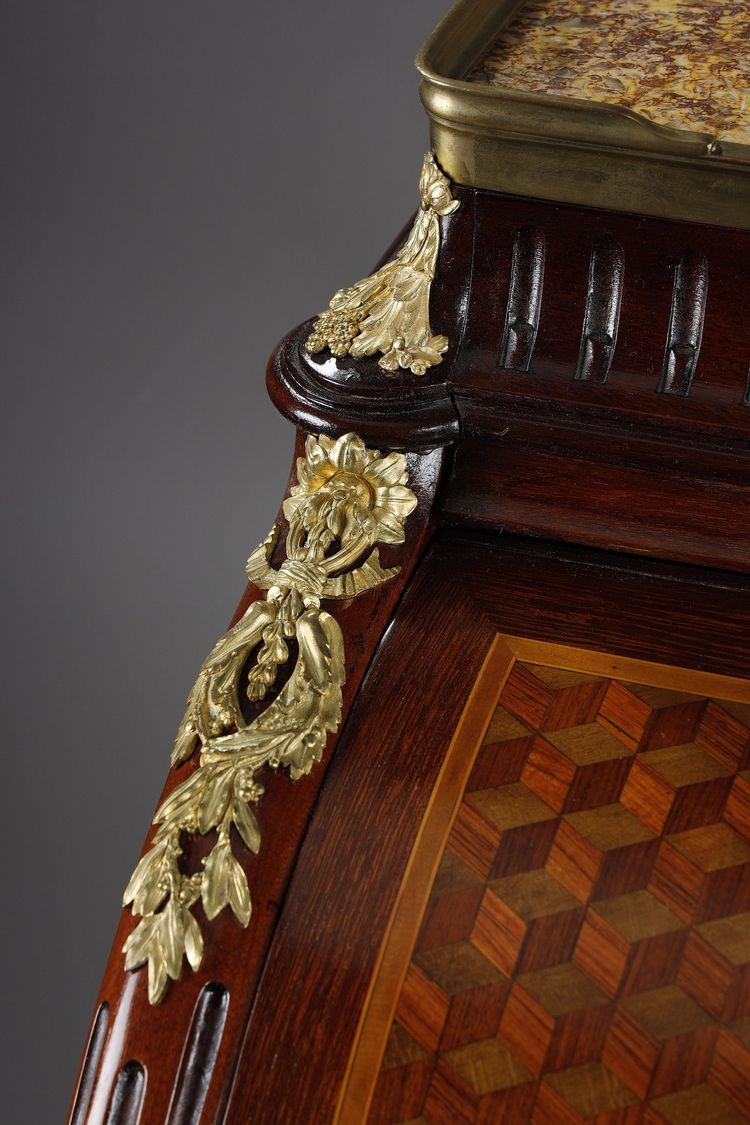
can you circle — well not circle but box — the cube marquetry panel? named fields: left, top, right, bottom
left=368, top=661, right=750, bottom=1122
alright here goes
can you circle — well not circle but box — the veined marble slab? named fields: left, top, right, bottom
left=469, top=0, right=750, bottom=145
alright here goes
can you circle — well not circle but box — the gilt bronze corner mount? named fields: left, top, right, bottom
left=122, top=432, right=418, bottom=1003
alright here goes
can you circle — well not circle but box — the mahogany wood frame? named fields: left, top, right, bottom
left=69, top=439, right=447, bottom=1125
left=69, top=164, right=750, bottom=1123
left=223, top=531, right=750, bottom=1122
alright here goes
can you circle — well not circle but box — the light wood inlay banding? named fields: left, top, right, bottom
left=339, top=636, right=750, bottom=1123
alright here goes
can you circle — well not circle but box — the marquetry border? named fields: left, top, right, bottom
left=335, top=634, right=750, bottom=1123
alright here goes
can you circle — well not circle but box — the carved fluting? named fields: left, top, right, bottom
left=169, top=984, right=229, bottom=1124
left=660, top=252, right=709, bottom=396
left=272, top=188, right=750, bottom=454
left=305, top=153, right=459, bottom=376
left=122, top=433, right=417, bottom=1002
left=498, top=225, right=545, bottom=372
left=106, top=1062, right=145, bottom=1125
left=575, top=239, right=624, bottom=385
left=70, top=1004, right=109, bottom=1125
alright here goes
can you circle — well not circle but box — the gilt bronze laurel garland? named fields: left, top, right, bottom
left=305, top=153, right=459, bottom=376
left=122, top=433, right=417, bottom=1003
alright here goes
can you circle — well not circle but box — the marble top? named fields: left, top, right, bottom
left=468, top=0, right=750, bottom=145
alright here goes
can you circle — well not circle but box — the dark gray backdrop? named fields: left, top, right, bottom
left=2, top=2, right=444, bottom=1118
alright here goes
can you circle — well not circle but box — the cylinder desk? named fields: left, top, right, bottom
left=70, top=1, right=750, bottom=1121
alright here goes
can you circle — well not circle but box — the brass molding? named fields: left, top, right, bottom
left=305, top=153, right=459, bottom=376
left=123, top=433, right=417, bottom=1003
left=417, top=0, right=750, bottom=230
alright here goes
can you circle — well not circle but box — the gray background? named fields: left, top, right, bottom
left=2, top=1, right=443, bottom=1118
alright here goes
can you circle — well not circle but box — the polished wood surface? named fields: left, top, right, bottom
left=68, top=437, right=446, bottom=1125
left=70, top=174, right=750, bottom=1122
left=223, top=533, right=750, bottom=1122
left=71, top=522, right=750, bottom=1121
left=275, top=185, right=750, bottom=419
left=360, top=645, right=750, bottom=1121
left=273, top=188, right=750, bottom=571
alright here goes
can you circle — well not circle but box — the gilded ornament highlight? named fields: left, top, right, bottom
left=123, top=433, right=417, bottom=1002
left=305, top=153, right=459, bottom=376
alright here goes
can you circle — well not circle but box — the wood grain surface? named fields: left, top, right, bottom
left=67, top=436, right=447, bottom=1125
left=68, top=174, right=750, bottom=1122
left=360, top=644, right=750, bottom=1122
left=223, top=532, right=750, bottom=1123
